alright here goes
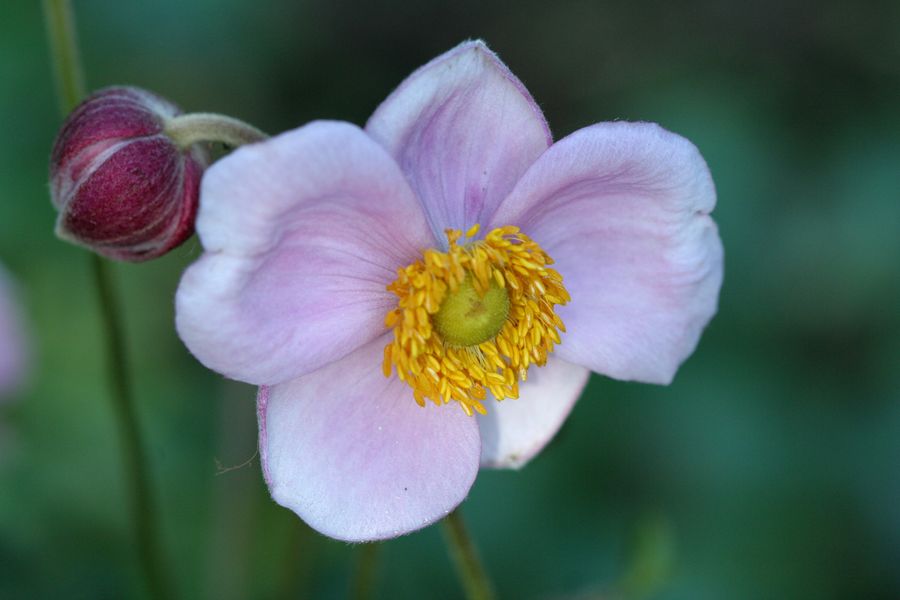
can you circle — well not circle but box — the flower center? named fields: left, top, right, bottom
left=382, top=224, right=569, bottom=416
left=432, top=275, right=509, bottom=347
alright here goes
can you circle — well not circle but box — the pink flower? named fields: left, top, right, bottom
left=176, top=41, right=723, bottom=541
left=0, top=265, right=28, bottom=398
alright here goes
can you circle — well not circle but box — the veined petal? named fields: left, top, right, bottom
left=366, top=40, right=551, bottom=242
left=477, top=358, right=590, bottom=469
left=176, top=121, right=433, bottom=385
left=491, top=122, right=723, bottom=384
left=259, top=335, right=481, bottom=542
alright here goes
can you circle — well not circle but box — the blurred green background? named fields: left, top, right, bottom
left=1, top=0, right=899, bottom=598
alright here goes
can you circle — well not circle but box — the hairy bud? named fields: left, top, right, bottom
left=50, top=87, right=207, bottom=261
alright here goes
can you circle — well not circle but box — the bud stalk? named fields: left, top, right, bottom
left=164, top=113, right=268, bottom=150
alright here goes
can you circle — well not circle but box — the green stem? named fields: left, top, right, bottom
left=91, top=257, right=172, bottom=600
left=43, top=2, right=174, bottom=598
left=164, top=113, right=268, bottom=149
left=42, top=0, right=85, bottom=112
left=441, top=508, right=496, bottom=600
left=350, top=543, right=380, bottom=600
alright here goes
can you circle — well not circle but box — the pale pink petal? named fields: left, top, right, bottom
left=490, top=122, right=723, bottom=384
left=477, top=357, right=590, bottom=469
left=0, top=267, right=27, bottom=397
left=176, top=121, right=433, bottom=385
left=259, top=336, right=481, bottom=541
left=366, top=40, right=551, bottom=240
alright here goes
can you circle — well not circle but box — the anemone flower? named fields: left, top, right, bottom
left=176, top=40, right=723, bottom=541
left=0, top=265, right=28, bottom=398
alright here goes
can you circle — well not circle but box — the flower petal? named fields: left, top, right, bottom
left=176, top=121, right=433, bottom=385
left=366, top=40, right=551, bottom=241
left=259, top=335, right=481, bottom=541
left=490, top=122, right=723, bottom=384
left=477, top=357, right=590, bottom=469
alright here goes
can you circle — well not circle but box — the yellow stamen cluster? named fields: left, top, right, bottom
left=382, top=224, right=569, bottom=416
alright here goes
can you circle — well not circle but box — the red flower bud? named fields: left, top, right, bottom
left=50, top=87, right=207, bottom=261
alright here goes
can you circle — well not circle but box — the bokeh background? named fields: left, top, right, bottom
left=1, top=1, right=899, bottom=598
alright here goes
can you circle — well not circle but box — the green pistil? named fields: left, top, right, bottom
left=433, top=276, right=510, bottom=347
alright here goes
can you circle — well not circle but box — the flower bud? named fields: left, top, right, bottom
left=49, top=86, right=207, bottom=261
